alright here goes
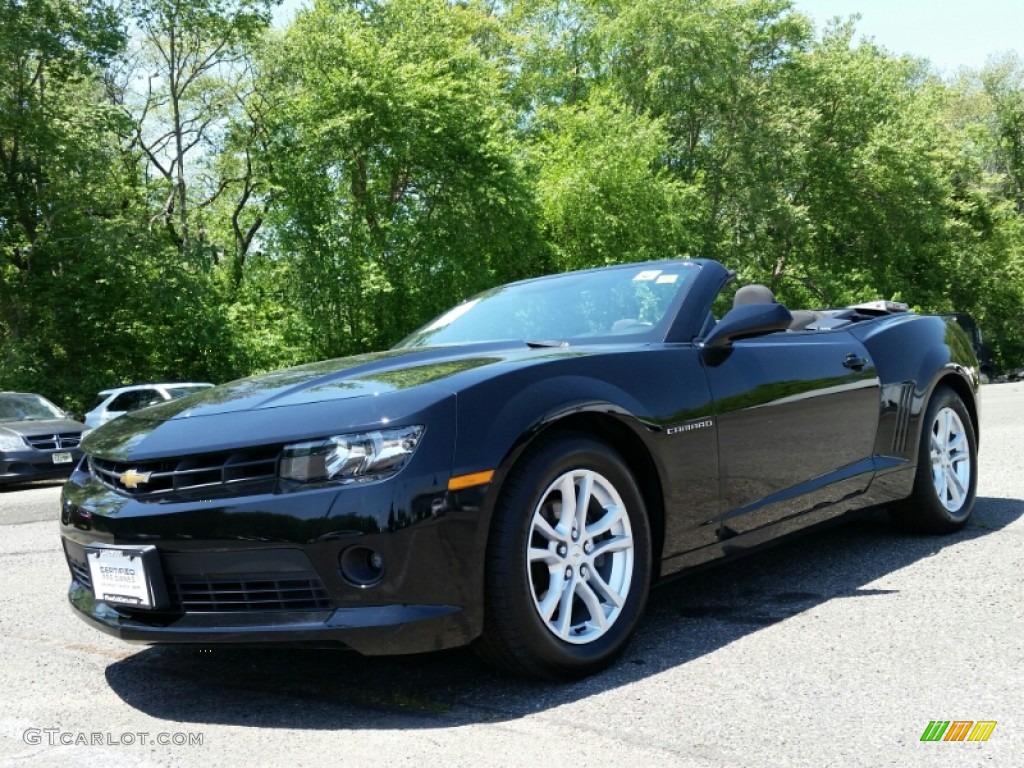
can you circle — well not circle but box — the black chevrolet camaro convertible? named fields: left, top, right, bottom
left=60, top=259, right=980, bottom=679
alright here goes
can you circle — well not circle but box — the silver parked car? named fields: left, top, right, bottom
left=83, top=383, right=214, bottom=430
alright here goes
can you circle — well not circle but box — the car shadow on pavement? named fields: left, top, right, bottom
left=104, top=495, right=1022, bottom=729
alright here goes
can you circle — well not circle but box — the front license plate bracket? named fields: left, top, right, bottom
left=85, top=544, right=169, bottom=610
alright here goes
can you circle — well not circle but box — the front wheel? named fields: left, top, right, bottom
left=474, top=434, right=652, bottom=680
left=892, top=386, right=978, bottom=533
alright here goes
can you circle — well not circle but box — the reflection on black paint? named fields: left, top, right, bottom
left=349, top=358, right=502, bottom=391
left=711, top=371, right=878, bottom=413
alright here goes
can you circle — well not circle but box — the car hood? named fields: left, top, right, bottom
left=142, top=344, right=537, bottom=419
left=81, top=342, right=598, bottom=460
left=0, top=419, right=85, bottom=437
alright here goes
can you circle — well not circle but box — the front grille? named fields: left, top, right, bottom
left=89, top=447, right=280, bottom=500
left=63, top=538, right=333, bottom=614
left=26, top=432, right=81, bottom=450
left=169, top=575, right=332, bottom=612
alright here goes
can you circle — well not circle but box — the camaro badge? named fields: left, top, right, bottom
left=666, top=418, right=715, bottom=436
left=119, top=468, right=152, bottom=489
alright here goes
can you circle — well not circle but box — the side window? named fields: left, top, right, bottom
left=107, top=393, right=137, bottom=412
left=700, top=280, right=740, bottom=338
left=142, top=391, right=165, bottom=409
left=109, top=391, right=158, bottom=413
left=711, top=287, right=735, bottom=320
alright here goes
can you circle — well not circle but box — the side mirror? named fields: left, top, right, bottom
left=702, top=303, right=793, bottom=349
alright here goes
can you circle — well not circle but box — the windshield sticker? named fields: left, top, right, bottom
left=633, top=270, right=662, bottom=282
left=655, top=274, right=679, bottom=284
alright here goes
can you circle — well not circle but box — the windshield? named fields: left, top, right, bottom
left=397, top=262, right=700, bottom=348
left=0, top=393, right=65, bottom=422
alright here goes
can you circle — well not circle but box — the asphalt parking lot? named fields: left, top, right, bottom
left=1, top=383, right=1021, bottom=768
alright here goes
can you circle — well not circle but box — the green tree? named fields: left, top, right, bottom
left=979, top=54, right=1024, bottom=213
left=116, top=0, right=275, bottom=253
left=943, top=57, right=1024, bottom=367
left=500, top=0, right=604, bottom=112
left=258, top=0, right=545, bottom=358
left=0, top=0, right=127, bottom=404
left=529, top=92, right=702, bottom=269
left=598, top=0, right=809, bottom=255
left=0, top=0, right=250, bottom=409
left=763, top=25, right=957, bottom=306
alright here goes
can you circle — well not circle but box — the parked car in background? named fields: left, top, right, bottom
left=0, top=392, right=85, bottom=485
left=83, top=383, right=214, bottom=430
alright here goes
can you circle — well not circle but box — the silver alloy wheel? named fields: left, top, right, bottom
left=527, top=468, right=634, bottom=644
left=929, top=405, right=971, bottom=514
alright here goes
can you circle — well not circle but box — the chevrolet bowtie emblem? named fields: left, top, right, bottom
left=118, top=468, right=152, bottom=489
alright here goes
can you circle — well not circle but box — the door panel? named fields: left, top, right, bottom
left=702, top=330, right=880, bottom=537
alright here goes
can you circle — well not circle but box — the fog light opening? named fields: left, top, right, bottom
left=340, top=546, right=385, bottom=587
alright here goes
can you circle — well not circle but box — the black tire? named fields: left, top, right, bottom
left=473, top=434, right=652, bottom=680
left=891, top=386, right=978, bottom=533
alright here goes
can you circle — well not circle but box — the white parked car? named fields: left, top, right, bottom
left=83, top=383, right=214, bottom=430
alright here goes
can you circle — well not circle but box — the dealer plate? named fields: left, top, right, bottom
left=86, top=546, right=153, bottom=608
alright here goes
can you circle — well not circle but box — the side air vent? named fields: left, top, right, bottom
left=891, top=382, right=914, bottom=453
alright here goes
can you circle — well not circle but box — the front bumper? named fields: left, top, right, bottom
left=67, top=580, right=468, bottom=655
left=59, top=422, right=494, bottom=655
left=1, top=448, right=81, bottom=484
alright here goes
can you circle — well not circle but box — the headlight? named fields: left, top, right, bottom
left=0, top=433, right=26, bottom=451
left=280, top=425, right=424, bottom=485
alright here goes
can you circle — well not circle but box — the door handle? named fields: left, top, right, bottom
left=843, top=353, right=868, bottom=370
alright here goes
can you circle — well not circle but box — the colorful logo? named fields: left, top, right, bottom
left=920, top=721, right=997, bottom=742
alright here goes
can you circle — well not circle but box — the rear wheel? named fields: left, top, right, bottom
left=474, top=434, right=652, bottom=680
left=892, top=387, right=977, bottom=533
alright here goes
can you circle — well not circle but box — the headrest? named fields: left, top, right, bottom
left=733, top=284, right=776, bottom=307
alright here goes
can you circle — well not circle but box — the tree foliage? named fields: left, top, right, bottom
left=257, top=0, right=546, bottom=357
left=2, top=0, right=1024, bottom=411
left=115, top=0, right=275, bottom=253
